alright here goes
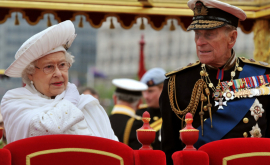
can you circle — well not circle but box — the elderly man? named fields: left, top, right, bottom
left=160, top=0, right=270, bottom=164
left=109, top=78, right=147, bottom=149
left=136, top=68, right=166, bottom=149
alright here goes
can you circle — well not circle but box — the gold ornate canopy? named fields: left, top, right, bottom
left=1, top=0, right=270, bottom=61
left=0, top=0, right=269, bottom=32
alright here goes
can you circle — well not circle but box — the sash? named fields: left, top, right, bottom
left=194, top=64, right=266, bottom=148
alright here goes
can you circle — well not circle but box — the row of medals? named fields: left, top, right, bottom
left=201, top=64, right=269, bottom=109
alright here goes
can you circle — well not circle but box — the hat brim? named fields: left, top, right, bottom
left=187, top=20, right=226, bottom=31
left=5, top=20, right=76, bottom=77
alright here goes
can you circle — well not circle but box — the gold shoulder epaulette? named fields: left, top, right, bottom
left=166, top=60, right=200, bottom=77
left=150, top=118, right=162, bottom=132
left=239, top=57, right=270, bottom=68
left=138, top=104, right=148, bottom=109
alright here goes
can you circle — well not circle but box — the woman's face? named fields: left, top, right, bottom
left=28, top=51, right=69, bottom=97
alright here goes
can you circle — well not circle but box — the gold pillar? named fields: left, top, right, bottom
left=253, top=19, right=270, bottom=62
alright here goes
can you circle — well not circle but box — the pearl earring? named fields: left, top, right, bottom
left=31, top=81, right=33, bottom=84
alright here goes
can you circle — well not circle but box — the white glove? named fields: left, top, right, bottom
left=64, top=83, right=80, bottom=106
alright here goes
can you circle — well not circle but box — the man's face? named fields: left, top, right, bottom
left=194, top=27, right=235, bottom=67
left=142, top=85, right=163, bottom=108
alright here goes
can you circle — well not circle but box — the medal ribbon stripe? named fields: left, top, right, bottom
left=249, top=77, right=255, bottom=88
left=245, top=78, right=250, bottom=88
left=242, top=78, right=247, bottom=88
left=256, top=76, right=260, bottom=86
left=263, top=75, right=268, bottom=84
left=266, top=74, right=270, bottom=82
left=260, top=75, right=266, bottom=84
left=252, top=77, right=258, bottom=87
left=233, top=80, right=238, bottom=89
left=246, top=77, right=250, bottom=88
left=217, top=68, right=224, bottom=80
left=232, top=81, right=236, bottom=91
left=222, top=74, right=270, bottom=91
left=194, top=64, right=266, bottom=148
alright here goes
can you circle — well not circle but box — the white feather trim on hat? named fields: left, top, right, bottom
left=5, top=20, right=76, bottom=77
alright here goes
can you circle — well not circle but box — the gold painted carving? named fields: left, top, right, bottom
left=179, top=129, right=199, bottom=132
left=136, top=129, right=156, bottom=132
left=223, top=152, right=270, bottom=165
left=253, top=19, right=270, bottom=63
left=26, top=148, right=124, bottom=165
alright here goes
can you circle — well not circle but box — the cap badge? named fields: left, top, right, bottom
left=147, top=79, right=154, bottom=86
left=194, top=1, right=208, bottom=16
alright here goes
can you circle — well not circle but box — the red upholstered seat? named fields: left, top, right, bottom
left=199, top=138, right=270, bottom=165
left=172, top=138, right=270, bottom=165
left=1, top=135, right=166, bottom=165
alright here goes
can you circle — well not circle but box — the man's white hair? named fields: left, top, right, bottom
left=224, top=24, right=237, bottom=34
left=21, top=52, right=74, bottom=85
left=114, top=92, right=141, bottom=108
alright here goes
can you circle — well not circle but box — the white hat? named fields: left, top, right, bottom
left=112, top=78, right=148, bottom=96
left=5, top=20, right=76, bottom=77
left=141, top=68, right=166, bottom=87
left=187, top=0, right=246, bottom=31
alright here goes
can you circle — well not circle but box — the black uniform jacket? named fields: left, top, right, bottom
left=160, top=57, right=270, bottom=165
left=135, top=106, right=162, bottom=150
left=109, top=105, right=143, bottom=150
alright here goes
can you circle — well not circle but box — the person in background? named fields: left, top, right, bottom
left=79, top=87, right=99, bottom=100
left=136, top=68, right=166, bottom=150
left=160, top=0, right=270, bottom=164
left=109, top=78, right=148, bottom=149
left=0, top=108, right=6, bottom=148
left=1, top=20, right=117, bottom=144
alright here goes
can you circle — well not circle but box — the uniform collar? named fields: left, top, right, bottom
left=206, top=49, right=236, bottom=71
left=111, top=105, right=141, bottom=120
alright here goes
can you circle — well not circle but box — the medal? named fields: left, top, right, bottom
left=214, top=98, right=227, bottom=109
left=250, top=99, right=264, bottom=121
left=223, top=90, right=234, bottom=100
left=249, top=123, right=262, bottom=138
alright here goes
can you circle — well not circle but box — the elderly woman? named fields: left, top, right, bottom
left=1, top=21, right=118, bottom=143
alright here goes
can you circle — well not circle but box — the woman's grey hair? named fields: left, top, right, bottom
left=114, top=92, right=141, bottom=107
left=21, top=51, right=74, bottom=85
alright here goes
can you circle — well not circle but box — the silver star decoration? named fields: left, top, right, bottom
left=215, top=98, right=227, bottom=110
left=249, top=123, right=262, bottom=138
left=250, top=99, right=264, bottom=121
